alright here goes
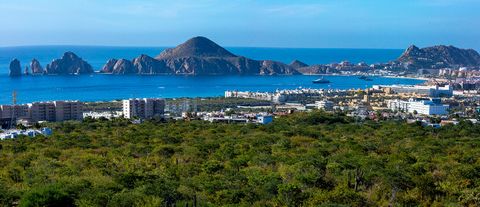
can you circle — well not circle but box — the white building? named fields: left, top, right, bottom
left=315, top=100, right=334, bottom=111
left=373, top=85, right=453, bottom=97
left=225, top=88, right=348, bottom=104
left=387, top=98, right=449, bottom=115
left=83, top=111, right=123, bottom=120
left=123, top=98, right=165, bottom=119
left=0, top=127, right=52, bottom=139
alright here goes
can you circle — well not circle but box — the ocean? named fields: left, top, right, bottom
left=0, top=46, right=422, bottom=104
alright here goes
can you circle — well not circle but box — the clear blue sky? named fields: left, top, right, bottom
left=0, top=0, right=479, bottom=49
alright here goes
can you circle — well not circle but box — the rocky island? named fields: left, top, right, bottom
left=8, top=52, right=93, bottom=76
left=45, top=52, right=93, bottom=75
left=9, top=59, right=22, bottom=77
left=100, top=36, right=299, bottom=75
left=30, top=59, right=44, bottom=74
left=7, top=37, right=480, bottom=77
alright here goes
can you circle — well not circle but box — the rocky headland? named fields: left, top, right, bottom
left=100, top=36, right=299, bottom=75
left=396, top=45, right=480, bottom=69
left=6, top=37, right=480, bottom=77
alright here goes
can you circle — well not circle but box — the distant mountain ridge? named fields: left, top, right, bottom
left=101, top=36, right=299, bottom=75
left=7, top=38, right=480, bottom=77
left=397, top=45, right=480, bottom=69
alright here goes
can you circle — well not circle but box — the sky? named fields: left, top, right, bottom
left=0, top=0, right=479, bottom=49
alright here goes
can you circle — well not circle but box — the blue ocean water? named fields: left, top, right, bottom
left=0, top=46, right=420, bottom=104
left=0, top=46, right=403, bottom=73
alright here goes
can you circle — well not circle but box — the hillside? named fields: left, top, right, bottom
left=397, top=45, right=480, bottom=69
left=0, top=112, right=479, bottom=206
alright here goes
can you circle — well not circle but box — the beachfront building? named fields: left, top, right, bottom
left=373, top=85, right=453, bottom=97
left=387, top=98, right=449, bottom=115
left=225, top=89, right=348, bottom=104
left=123, top=98, right=165, bottom=119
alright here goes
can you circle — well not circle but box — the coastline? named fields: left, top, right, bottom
left=381, top=75, right=429, bottom=81
left=0, top=74, right=424, bottom=105
left=302, top=73, right=429, bottom=82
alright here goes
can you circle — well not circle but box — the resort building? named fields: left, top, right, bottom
left=387, top=98, right=449, bottom=115
left=123, top=98, right=165, bottom=119
left=373, top=85, right=453, bottom=97
left=225, top=89, right=348, bottom=104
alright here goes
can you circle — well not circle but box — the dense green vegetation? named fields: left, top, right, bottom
left=1, top=112, right=480, bottom=206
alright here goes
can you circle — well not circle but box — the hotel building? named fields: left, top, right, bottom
left=123, top=98, right=165, bottom=119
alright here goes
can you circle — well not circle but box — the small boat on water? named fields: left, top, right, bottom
left=312, top=77, right=330, bottom=84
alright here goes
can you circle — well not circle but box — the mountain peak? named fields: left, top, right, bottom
left=156, top=36, right=237, bottom=59
left=289, top=60, right=308, bottom=68
left=404, top=45, right=421, bottom=53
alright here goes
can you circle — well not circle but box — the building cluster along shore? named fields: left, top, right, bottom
left=2, top=71, right=480, bottom=135
left=3, top=36, right=480, bottom=135
left=6, top=36, right=480, bottom=78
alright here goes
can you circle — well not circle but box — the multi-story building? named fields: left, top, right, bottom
left=387, top=98, right=449, bottom=115
left=54, top=101, right=83, bottom=121
left=0, top=105, right=29, bottom=119
left=123, top=98, right=165, bottom=119
left=28, top=102, right=56, bottom=122
left=0, top=100, right=83, bottom=127
left=373, top=85, right=453, bottom=97
left=315, top=100, right=334, bottom=111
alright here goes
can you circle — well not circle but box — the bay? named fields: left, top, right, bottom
left=0, top=46, right=420, bottom=104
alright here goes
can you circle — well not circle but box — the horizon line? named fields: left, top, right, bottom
left=0, top=44, right=407, bottom=51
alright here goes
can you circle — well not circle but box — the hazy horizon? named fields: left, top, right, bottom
left=1, top=0, right=479, bottom=49
left=0, top=43, right=408, bottom=50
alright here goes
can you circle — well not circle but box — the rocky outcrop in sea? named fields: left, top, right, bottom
left=30, top=59, right=44, bottom=74
left=9, top=59, right=22, bottom=77
left=45, top=52, right=94, bottom=75
left=9, top=38, right=480, bottom=77
left=100, top=36, right=300, bottom=75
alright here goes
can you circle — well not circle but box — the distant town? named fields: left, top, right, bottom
left=3, top=70, right=480, bottom=139
left=3, top=37, right=480, bottom=139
